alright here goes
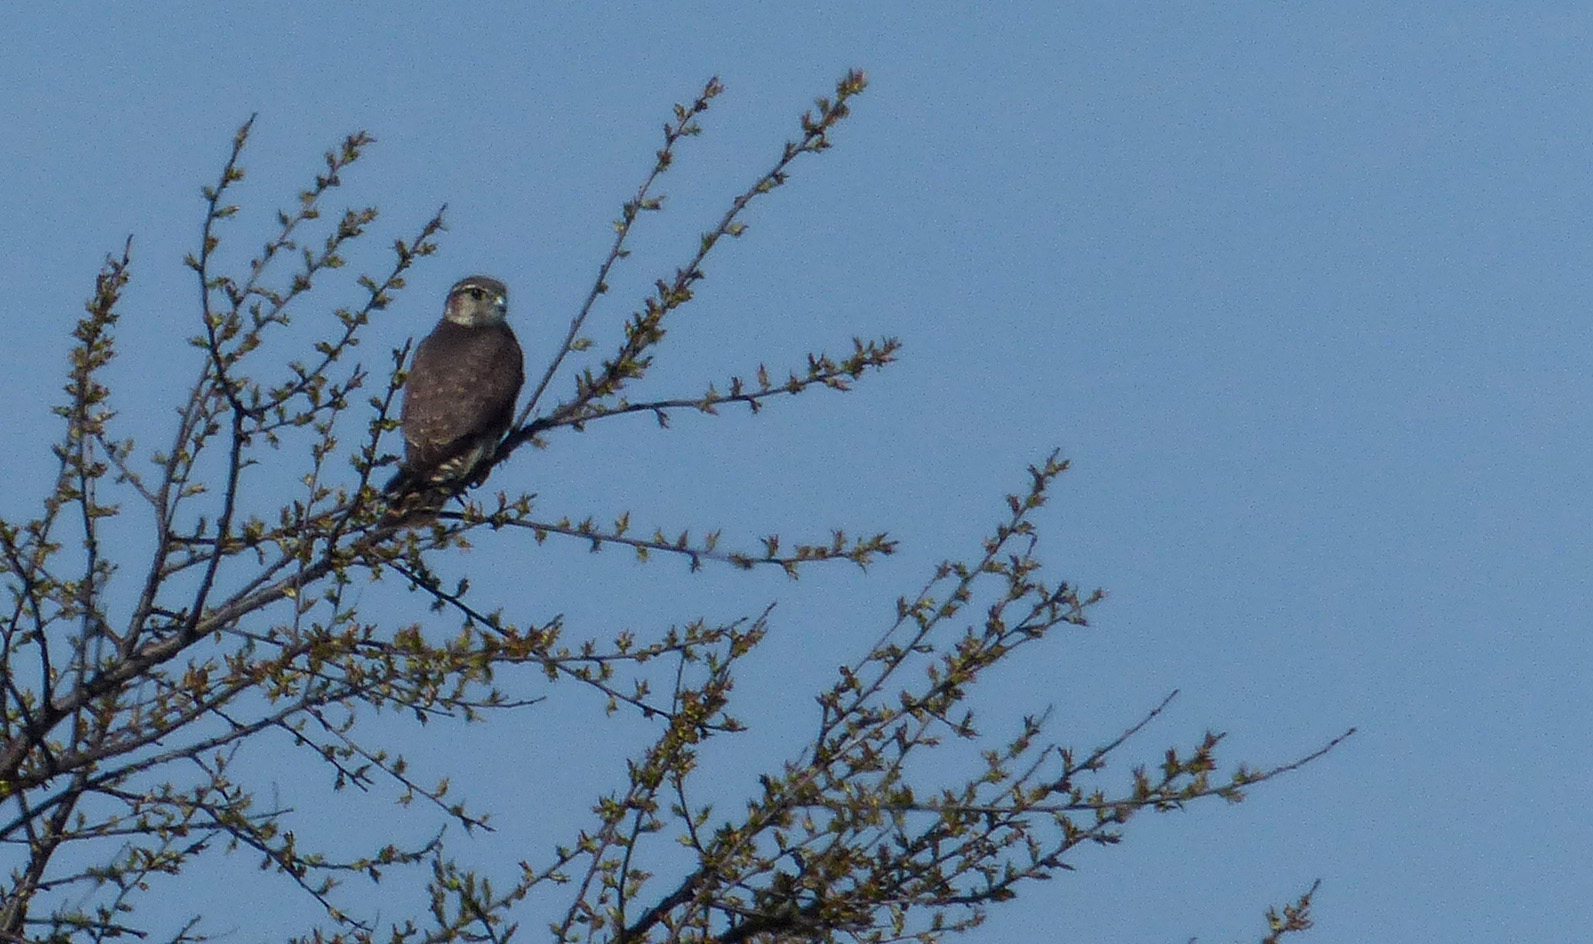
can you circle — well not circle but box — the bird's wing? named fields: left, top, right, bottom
left=402, top=321, right=525, bottom=474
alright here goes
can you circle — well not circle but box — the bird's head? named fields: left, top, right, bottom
left=443, top=275, right=509, bottom=327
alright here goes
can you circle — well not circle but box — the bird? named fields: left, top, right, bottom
left=383, top=275, right=524, bottom=516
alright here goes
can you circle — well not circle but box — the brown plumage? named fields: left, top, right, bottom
left=384, top=276, right=523, bottom=510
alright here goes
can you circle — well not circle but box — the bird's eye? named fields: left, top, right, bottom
left=468, top=288, right=484, bottom=299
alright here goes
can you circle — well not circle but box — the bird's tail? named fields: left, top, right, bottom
left=381, top=486, right=451, bottom=528
left=380, top=466, right=450, bottom=527
left=381, top=465, right=412, bottom=497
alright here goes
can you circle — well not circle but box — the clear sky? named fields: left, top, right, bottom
left=3, top=5, right=1589, bottom=942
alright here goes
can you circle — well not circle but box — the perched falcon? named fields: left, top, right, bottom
left=384, top=275, right=524, bottom=506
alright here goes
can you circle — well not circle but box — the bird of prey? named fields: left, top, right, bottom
left=384, top=275, right=523, bottom=510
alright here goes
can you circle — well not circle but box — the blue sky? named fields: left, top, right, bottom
left=4, top=5, right=1590, bottom=942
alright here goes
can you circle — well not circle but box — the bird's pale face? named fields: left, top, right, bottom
left=443, top=276, right=509, bottom=327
